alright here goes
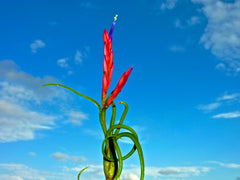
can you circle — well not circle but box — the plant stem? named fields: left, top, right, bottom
left=103, top=138, right=118, bottom=180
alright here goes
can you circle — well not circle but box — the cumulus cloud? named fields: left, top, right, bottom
left=0, top=60, right=67, bottom=142
left=122, top=173, right=139, bottom=180
left=0, top=99, right=56, bottom=142
left=0, top=60, right=63, bottom=102
left=192, top=0, right=240, bottom=72
left=51, top=152, right=87, bottom=163
left=30, top=40, right=45, bottom=53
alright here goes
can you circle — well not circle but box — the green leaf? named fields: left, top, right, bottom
left=42, top=83, right=101, bottom=111
left=77, top=166, right=88, bottom=180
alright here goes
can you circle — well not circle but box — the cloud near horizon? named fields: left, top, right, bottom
left=51, top=152, right=87, bottom=163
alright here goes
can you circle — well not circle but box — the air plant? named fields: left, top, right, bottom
left=43, top=15, right=144, bottom=180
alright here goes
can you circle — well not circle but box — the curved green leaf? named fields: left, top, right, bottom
left=101, top=124, right=145, bottom=180
left=42, top=83, right=101, bottom=111
left=77, top=166, right=88, bottom=180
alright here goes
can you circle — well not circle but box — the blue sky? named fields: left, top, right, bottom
left=0, top=0, right=240, bottom=179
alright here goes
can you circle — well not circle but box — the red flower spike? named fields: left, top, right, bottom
left=105, top=67, right=133, bottom=107
left=103, top=29, right=109, bottom=44
left=101, top=30, right=114, bottom=106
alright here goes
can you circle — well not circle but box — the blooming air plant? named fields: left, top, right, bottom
left=43, top=15, right=145, bottom=180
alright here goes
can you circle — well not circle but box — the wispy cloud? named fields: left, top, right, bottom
left=192, top=0, right=240, bottom=72
left=57, top=58, right=69, bottom=68
left=160, top=0, right=178, bottom=10
left=75, top=50, right=83, bottom=64
left=30, top=40, right=45, bottom=53
left=215, top=62, right=226, bottom=71
left=212, top=111, right=240, bottom=119
left=207, top=161, right=240, bottom=168
left=187, top=16, right=201, bottom=26
left=67, top=110, right=88, bottom=126
left=217, top=93, right=240, bottom=101
left=51, top=152, right=87, bottom=163
left=79, top=2, right=97, bottom=10
left=197, top=102, right=221, bottom=112
left=57, top=49, right=89, bottom=75
left=169, top=45, right=185, bottom=52
left=175, top=16, right=201, bottom=28
left=29, top=152, right=36, bottom=156
left=197, top=92, right=240, bottom=114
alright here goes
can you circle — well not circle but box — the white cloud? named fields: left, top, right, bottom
left=57, top=58, right=69, bottom=68
left=150, top=166, right=210, bottom=177
left=30, top=40, right=45, bottom=53
left=197, top=92, right=240, bottom=114
left=0, top=60, right=68, bottom=142
left=121, top=165, right=210, bottom=178
left=192, top=0, right=240, bottom=72
left=212, top=111, right=240, bottom=119
left=197, top=102, right=221, bottom=112
left=0, top=60, right=63, bottom=102
left=175, top=16, right=201, bottom=29
left=217, top=93, right=240, bottom=101
left=208, top=161, right=240, bottom=168
left=161, top=0, right=178, bottom=10
left=0, top=174, right=24, bottom=180
left=65, top=164, right=211, bottom=179
left=51, top=152, right=87, bottom=163
left=67, top=110, right=88, bottom=126
left=122, top=173, right=139, bottom=180
left=75, top=50, right=83, bottom=64
left=0, top=164, right=47, bottom=180
left=0, top=99, right=56, bottom=142
left=0, top=163, right=76, bottom=180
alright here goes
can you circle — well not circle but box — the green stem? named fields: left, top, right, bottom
left=109, top=103, right=116, bottom=131
left=99, top=109, right=107, bottom=136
